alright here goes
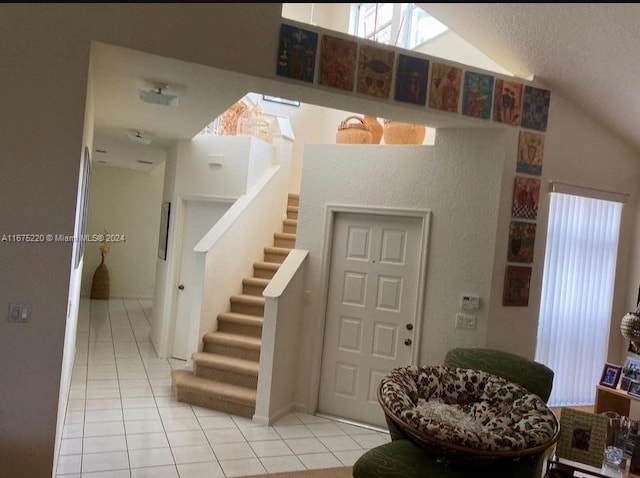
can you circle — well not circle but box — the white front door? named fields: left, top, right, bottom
left=318, top=212, right=424, bottom=427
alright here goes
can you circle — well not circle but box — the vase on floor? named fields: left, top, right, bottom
left=91, top=253, right=110, bottom=300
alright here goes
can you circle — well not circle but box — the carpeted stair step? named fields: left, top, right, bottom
left=253, top=261, right=280, bottom=279
left=287, top=193, right=299, bottom=207
left=242, top=277, right=270, bottom=296
left=263, top=246, right=291, bottom=264
left=283, top=219, right=297, bottom=234
left=287, top=205, right=299, bottom=220
left=217, top=311, right=263, bottom=338
left=230, top=294, right=265, bottom=316
left=202, top=331, right=261, bottom=361
left=192, top=352, right=259, bottom=388
left=273, top=232, right=296, bottom=249
left=171, top=370, right=256, bottom=418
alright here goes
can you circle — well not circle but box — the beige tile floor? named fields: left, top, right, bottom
left=57, top=298, right=390, bottom=477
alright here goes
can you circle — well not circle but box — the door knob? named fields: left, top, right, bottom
left=178, top=284, right=185, bottom=290
left=404, top=338, right=412, bottom=346
left=406, top=323, right=413, bottom=330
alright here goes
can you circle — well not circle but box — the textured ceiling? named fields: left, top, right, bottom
left=420, top=3, right=640, bottom=154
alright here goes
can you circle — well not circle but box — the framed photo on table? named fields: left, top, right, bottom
left=556, top=408, right=608, bottom=468
left=629, top=380, right=640, bottom=398
left=599, top=362, right=622, bottom=389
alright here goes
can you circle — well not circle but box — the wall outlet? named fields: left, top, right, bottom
left=455, top=313, right=476, bottom=330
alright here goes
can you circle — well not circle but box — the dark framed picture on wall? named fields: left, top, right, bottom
left=75, top=147, right=92, bottom=269
left=158, top=202, right=170, bottom=261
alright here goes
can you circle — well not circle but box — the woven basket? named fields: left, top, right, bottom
left=377, top=381, right=560, bottom=467
left=336, top=116, right=372, bottom=144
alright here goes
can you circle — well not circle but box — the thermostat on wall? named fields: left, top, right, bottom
left=461, top=294, right=480, bottom=310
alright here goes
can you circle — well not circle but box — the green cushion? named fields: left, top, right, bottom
left=352, top=440, right=544, bottom=478
left=443, top=348, right=554, bottom=402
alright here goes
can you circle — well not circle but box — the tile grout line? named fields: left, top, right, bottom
left=110, top=298, right=133, bottom=478
left=124, top=297, right=181, bottom=478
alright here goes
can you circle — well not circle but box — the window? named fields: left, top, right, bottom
left=352, top=3, right=448, bottom=49
left=535, top=185, right=626, bottom=406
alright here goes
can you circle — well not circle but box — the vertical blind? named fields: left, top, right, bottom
left=535, top=190, right=624, bottom=406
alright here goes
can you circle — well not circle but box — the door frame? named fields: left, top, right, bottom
left=308, top=204, right=431, bottom=416
left=165, top=194, right=236, bottom=361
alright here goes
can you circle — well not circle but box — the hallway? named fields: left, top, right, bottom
left=56, top=298, right=390, bottom=477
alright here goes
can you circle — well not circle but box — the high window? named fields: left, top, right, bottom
left=535, top=184, right=626, bottom=406
left=352, top=3, right=448, bottom=49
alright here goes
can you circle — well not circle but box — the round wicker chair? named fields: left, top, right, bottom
left=377, top=365, right=560, bottom=467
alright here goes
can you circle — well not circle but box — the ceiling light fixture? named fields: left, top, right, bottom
left=139, top=84, right=179, bottom=106
left=127, top=130, right=152, bottom=145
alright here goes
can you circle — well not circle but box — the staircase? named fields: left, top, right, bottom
left=171, top=193, right=299, bottom=418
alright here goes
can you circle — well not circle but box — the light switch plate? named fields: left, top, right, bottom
left=8, top=303, right=30, bottom=323
left=455, top=313, right=476, bottom=330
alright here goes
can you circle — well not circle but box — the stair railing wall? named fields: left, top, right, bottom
left=254, top=249, right=309, bottom=424
left=192, top=136, right=294, bottom=354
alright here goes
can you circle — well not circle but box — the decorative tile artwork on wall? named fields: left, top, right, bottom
left=461, top=71, right=494, bottom=119
left=503, top=265, right=532, bottom=306
left=493, top=79, right=523, bottom=126
left=511, top=176, right=541, bottom=221
left=394, top=54, right=429, bottom=106
left=521, top=85, right=552, bottom=131
left=356, top=44, right=395, bottom=98
left=276, top=24, right=318, bottom=83
left=428, top=62, right=462, bottom=113
left=507, top=221, right=537, bottom=263
left=517, top=130, right=545, bottom=176
left=318, top=34, right=357, bottom=91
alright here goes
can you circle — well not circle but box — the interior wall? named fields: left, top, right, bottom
left=294, top=129, right=506, bottom=411
left=486, top=93, right=640, bottom=364
left=81, top=163, right=165, bottom=299
left=151, top=143, right=179, bottom=357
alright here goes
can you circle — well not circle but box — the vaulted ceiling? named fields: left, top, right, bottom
left=420, top=3, right=640, bottom=155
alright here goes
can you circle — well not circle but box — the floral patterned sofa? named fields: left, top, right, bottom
left=352, top=348, right=559, bottom=478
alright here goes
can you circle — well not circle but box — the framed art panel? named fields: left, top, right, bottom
left=461, top=70, right=494, bottom=120
left=511, top=176, right=541, bottom=221
left=507, top=221, right=536, bottom=263
left=276, top=23, right=318, bottom=83
left=493, top=78, right=523, bottom=126
left=394, top=53, right=429, bottom=105
left=356, top=44, right=394, bottom=98
left=428, top=62, right=461, bottom=113
left=318, top=34, right=357, bottom=91
left=521, top=85, right=552, bottom=132
left=517, top=130, right=545, bottom=176
left=158, top=202, right=170, bottom=261
left=503, top=265, right=532, bottom=306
